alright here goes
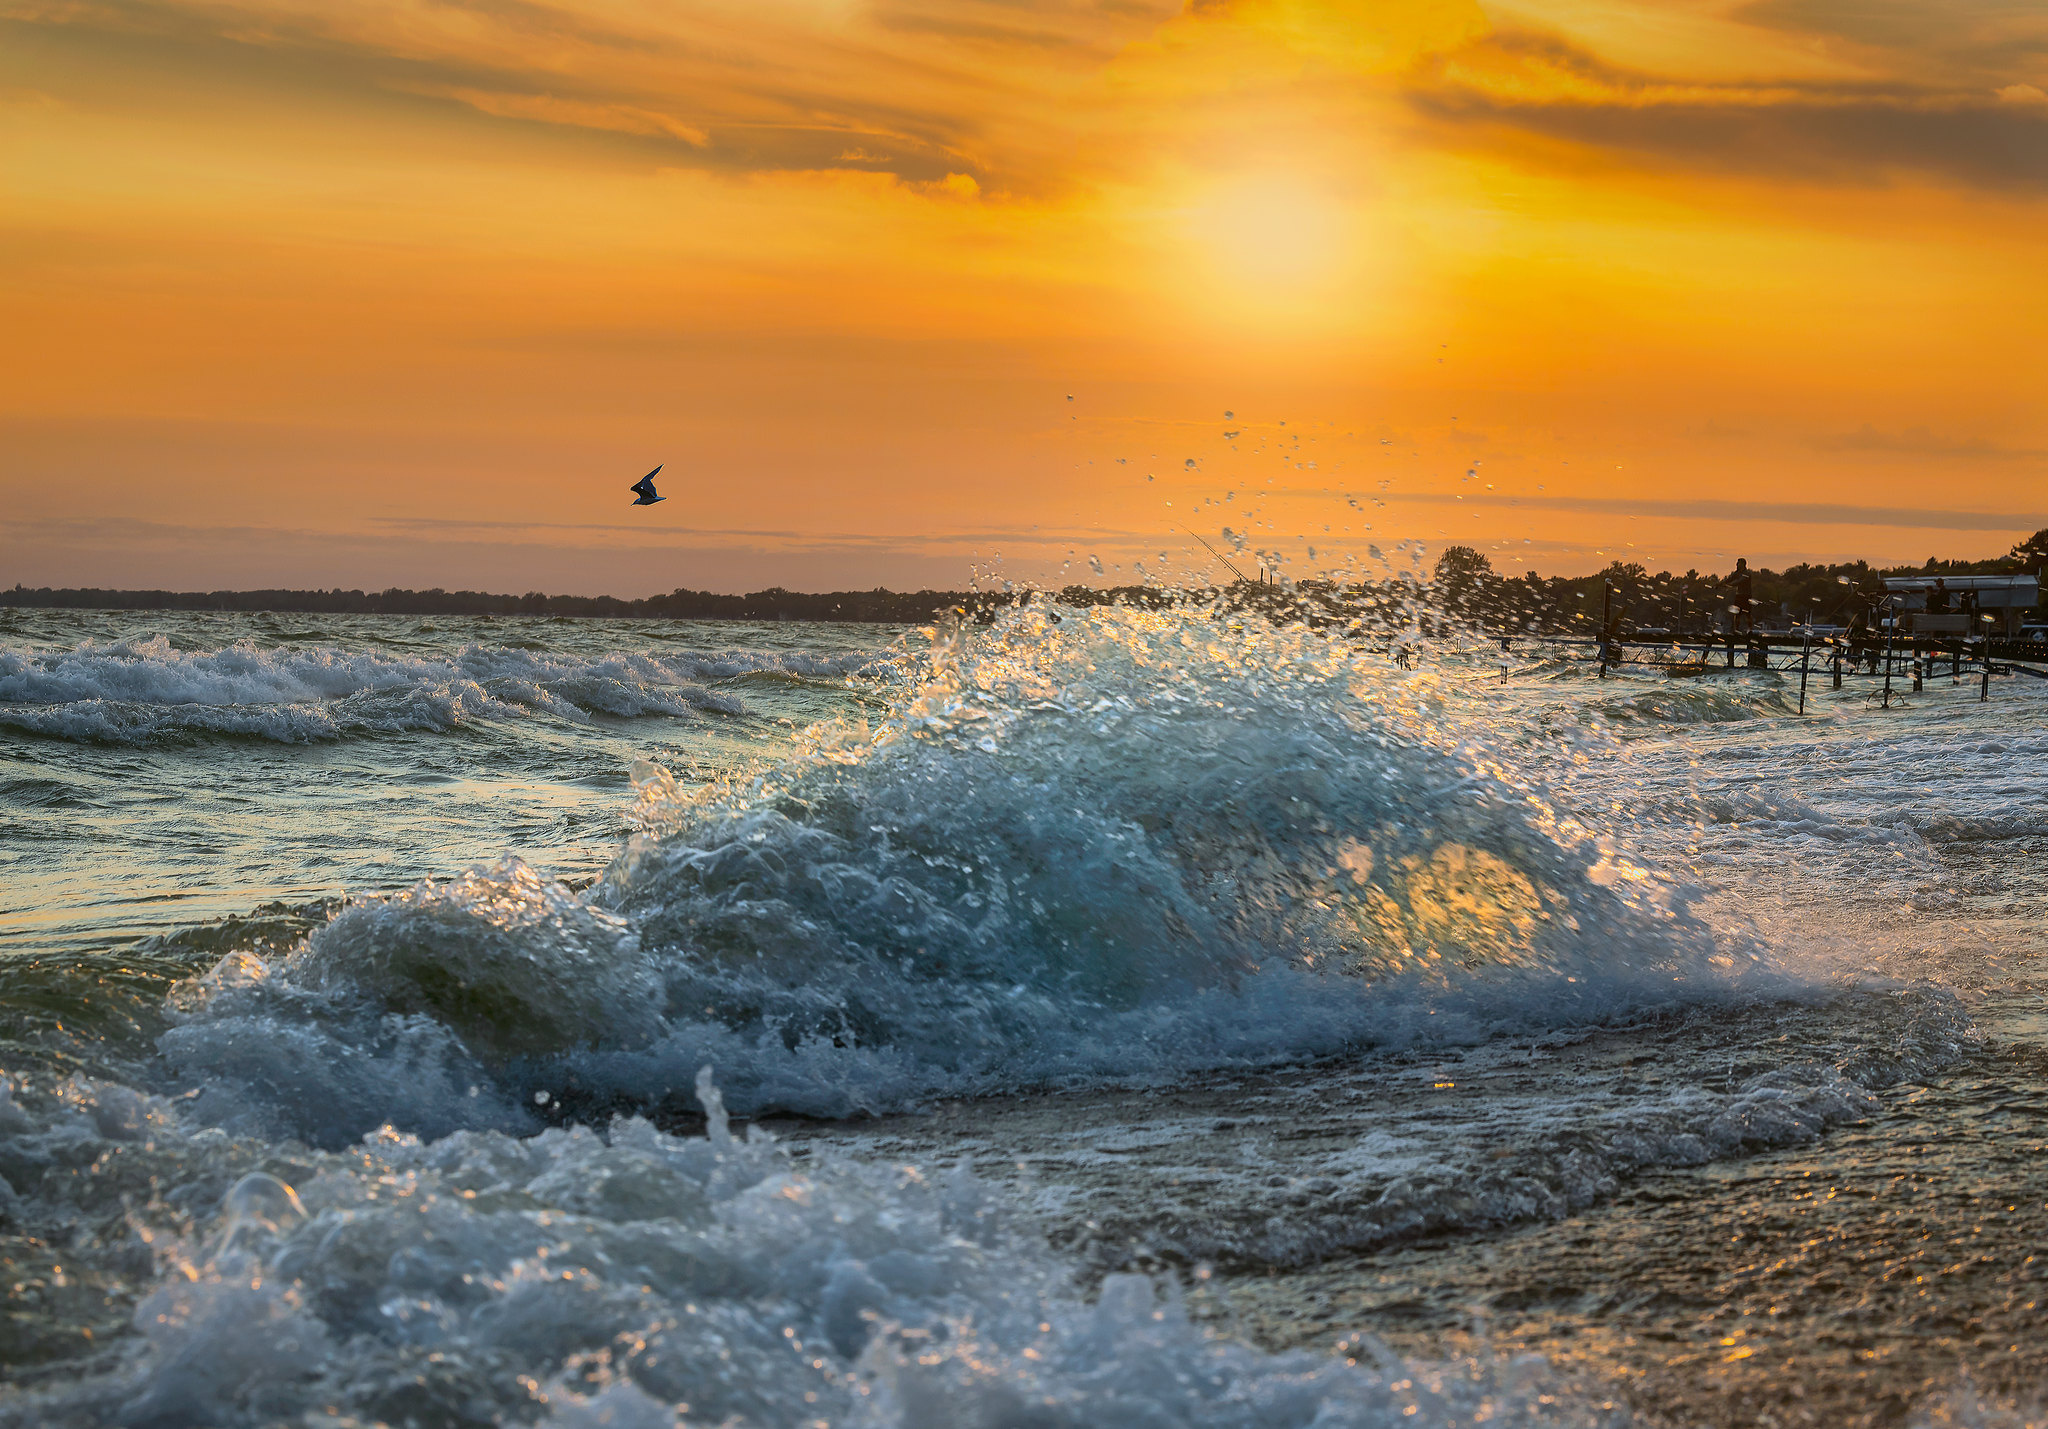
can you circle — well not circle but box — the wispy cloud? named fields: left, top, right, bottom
left=1, top=512, right=1158, bottom=552
left=1379, top=493, right=2044, bottom=532
left=1810, top=425, right=2047, bottom=460
left=1406, top=29, right=2048, bottom=191
left=0, top=0, right=1166, bottom=187
left=1734, top=0, right=2048, bottom=88
left=17, top=0, right=2045, bottom=197
left=367, top=515, right=1156, bottom=549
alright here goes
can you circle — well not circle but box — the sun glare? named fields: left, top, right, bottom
left=1185, top=174, right=1352, bottom=294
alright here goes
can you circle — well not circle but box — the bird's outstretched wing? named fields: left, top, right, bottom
left=630, top=464, right=663, bottom=498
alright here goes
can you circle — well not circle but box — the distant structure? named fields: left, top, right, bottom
left=1724, top=558, right=1755, bottom=636
left=1884, top=573, right=2039, bottom=636
left=630, top=466, right=666, bottom=506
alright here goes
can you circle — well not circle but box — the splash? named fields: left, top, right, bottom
left=162, top=601, right=1776, bottom=1143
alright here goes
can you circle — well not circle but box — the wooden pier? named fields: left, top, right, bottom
left=1498, top=630, right=2048, bottom=712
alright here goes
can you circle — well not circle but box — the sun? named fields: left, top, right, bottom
left=1183, top=173, right=1353, bottom=295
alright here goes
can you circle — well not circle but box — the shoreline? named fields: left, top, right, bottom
left=0, top=583, right=1014, bottom=624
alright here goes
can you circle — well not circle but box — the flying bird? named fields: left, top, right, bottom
left=630, top=466, right=666, bottom=505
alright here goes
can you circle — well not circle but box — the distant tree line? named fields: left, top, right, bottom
left=5, top=528, right=2041, bottom=631
left=0, top=584, right=1020, bottom=623
left=1424, top=526, right=2048, bottom=636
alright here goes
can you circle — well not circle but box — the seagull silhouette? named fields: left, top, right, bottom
left=629, top=465, right=666, bottom=505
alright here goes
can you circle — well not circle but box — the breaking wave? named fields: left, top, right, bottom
left=160, top=603, right=1783, bottom=1145
left=0, top=636, right=898, bottom=743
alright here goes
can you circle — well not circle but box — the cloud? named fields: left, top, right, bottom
left=366, top=516, right=1155, bottom=550
left=0, top=513, right=1164, bottom=594
left=1811, top=425, right=2047, bottom=460
left=1406, top=29, right=2048, bottom=191
left=1, top=511, right=1158, bottom=556
left=26, top=0, right=2038, bottom=199
left=425, top=89, right=710, bottom=148
left=1379, top=493, right=2044, bottom=532
left=1734, top=0, right=2048, bottom=86
left=0, top=0, right=1170, bottom=188
left=868, top=3, right=1099, bottom=53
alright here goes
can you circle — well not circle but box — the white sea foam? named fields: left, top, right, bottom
left=0, top=1072, right=1634, bottom=1429
left=0, top=636, right=896, bottom=743
left=162, top=604, right=1786, bottom=1145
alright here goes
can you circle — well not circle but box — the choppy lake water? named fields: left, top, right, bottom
left=0, top=603, right=2042, bottom=1428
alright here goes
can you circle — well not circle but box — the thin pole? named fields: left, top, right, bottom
left=1881, top=608, right=1896, bottom=709
left=1599, top=581, right=1612, bottom=679
left=1798, top=631, right=1811, bottom=715
left=1178, top=525, right=1250, bottom=585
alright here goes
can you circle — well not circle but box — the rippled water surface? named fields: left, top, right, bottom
left=0, top=603, right=2042, bottom=1427
left=0, top=610, right=898, bottom=969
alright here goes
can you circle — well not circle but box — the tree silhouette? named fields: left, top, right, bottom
left=2008, top=527, right=2048, bottom=568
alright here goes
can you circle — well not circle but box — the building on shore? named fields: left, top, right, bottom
left=1882, top=573, right=2040, bottom=637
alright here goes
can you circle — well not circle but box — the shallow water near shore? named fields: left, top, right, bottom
left=1, top=602, right=2043, bottom=1426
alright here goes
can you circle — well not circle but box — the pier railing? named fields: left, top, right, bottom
left=1481, top=630, right=2047, bottom=712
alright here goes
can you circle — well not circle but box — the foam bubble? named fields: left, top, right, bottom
left=0, top=1072, right=1634, bottom=1429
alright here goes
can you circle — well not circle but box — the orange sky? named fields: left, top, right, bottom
left=3, top=0, right=2045, bottom=595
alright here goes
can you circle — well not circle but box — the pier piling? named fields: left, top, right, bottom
left=1881, top=609, right=1898, bottom=709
